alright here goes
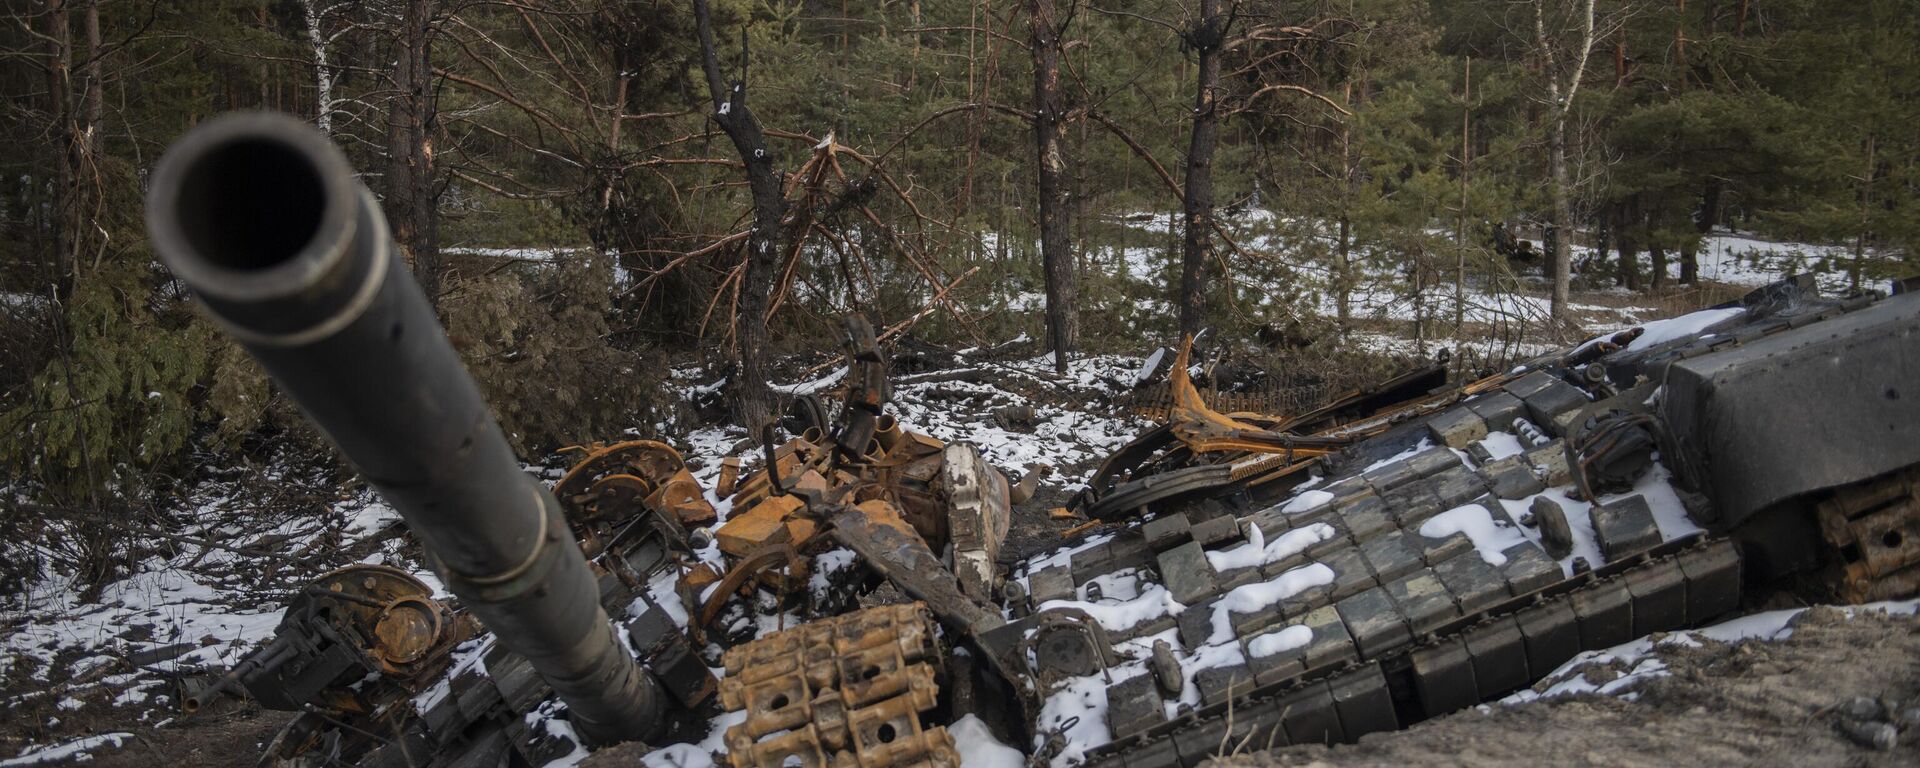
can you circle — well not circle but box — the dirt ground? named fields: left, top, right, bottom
left=21, top=605, right=1916, bottom=766
left=1207, top=606, right=1920, bottom=768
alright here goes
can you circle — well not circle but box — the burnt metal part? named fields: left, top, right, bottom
left=1481, top=456, right=1546, bottom=500
left=946, top=443, right=1013, bottom=600
left=1590, top=495, right=1662, bottom=562
left=208, top=565, right=468, bottom=721
left=1531, top=497, right=1575, bottom=559
left=1026, top=608, right=1116, bottom=688
left=827, top=507, right=1006, bottom=634
left=1426, top=407, right=1488, bottom=449
left=1660, top=291, right=1920, bottom=528
left=1151, top=640, right=1184, bottom=696
left=627, top=603, right=720, bottom=710
left=1091, top=464, right=1238, bottom=521
left=1814, top=465, right=1920, bottom=602
left=717, top=603, right=959, bottom=768
left=145, top=113, right=662, bottom=745
left=1143, top=513, right=1194, bottom=552
left=1108, top=673, right=1168, bottom=739
left=1568, top=411, right=1657, bottom=497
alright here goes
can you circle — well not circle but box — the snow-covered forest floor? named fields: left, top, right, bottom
left=1, top=223, right=1903, bottom=766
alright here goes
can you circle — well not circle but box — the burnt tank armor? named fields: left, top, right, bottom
left=1026, top=277, right=1918, bottom=768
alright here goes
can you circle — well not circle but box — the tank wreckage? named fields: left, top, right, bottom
left=149, top=113, right=1920, bottom=767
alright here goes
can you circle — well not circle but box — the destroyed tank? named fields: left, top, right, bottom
left=150, top=111, right=1920, bottom=768
left=1023, top=275, right=1920, bottom=768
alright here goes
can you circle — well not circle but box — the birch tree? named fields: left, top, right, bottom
left=1532, top=0, right=1595, bottom=323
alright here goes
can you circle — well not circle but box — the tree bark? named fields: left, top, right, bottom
left=1534, top=0, right=1596, bottom=324
left=385, top=0, right=440, bottom=306
left=1650, top=242, right=1668, bottom=290
left=695, top=0, right=785, bottom=428
left=1548, top=122, right=1572, bottom=313
left=1177, top=0, right=1225, bottom=340
left=81, top=1, right=102, bottom=159
left=1614, top=199, right=1639, bottom=290
left=1029, top=0, right=1077, bottom=373
left=45, top=0, right=74, bottom=298
left=301, top=0, right=338, bottom=134
left=1852, top=133, right=1875, bottom=293
left=1333, top=81, right=1354, bottom=334
left=1455, top=55, right=1472, bottom=332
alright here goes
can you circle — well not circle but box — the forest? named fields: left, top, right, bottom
left=4, top=0, right=1917, bottom=512
left=4, top=2, right=1920, bottom=766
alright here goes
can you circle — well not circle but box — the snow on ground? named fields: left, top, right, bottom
left=0, top=732, right=133, bottom=766
left=1503, top=599, right=1920, bottom=705
left=952, top=714, right=1029, bottom=768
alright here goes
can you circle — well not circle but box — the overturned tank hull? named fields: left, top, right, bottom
left=1023, top=278, right=1919, bottom=768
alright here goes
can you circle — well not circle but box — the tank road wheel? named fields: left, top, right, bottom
left=554, top=440, right=689, bottom=523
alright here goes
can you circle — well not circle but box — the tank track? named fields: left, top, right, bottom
left=1080, top=537, right=1741, bottom=768
left=716, top=603, right=960, bottom=768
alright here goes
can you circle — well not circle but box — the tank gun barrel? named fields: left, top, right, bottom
left=144, top=111, right=663, bottom=745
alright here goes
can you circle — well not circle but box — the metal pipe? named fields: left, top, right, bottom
left=145, top=112, right=662, bottom=745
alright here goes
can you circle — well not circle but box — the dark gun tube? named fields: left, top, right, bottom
left=145, top=112, right=662, bottom=745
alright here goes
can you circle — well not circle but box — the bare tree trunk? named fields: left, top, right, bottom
left=45, top=0, right=74, bottom=298
left=81, top=0, right=102, bottom=159
left=301, top=0, right=338, bottom=134
left=1334, top=81, right=1354, bottom=334
left=962, top=0, right=981, bottom=225
left=1534, top=0, right=1596, bottom=324
left=1614, top=199, right=1639, bottom=290
left=1178, top=0, right=1225, bottom=339
left=694, top=0, right=785, bottom=428
left=1029, top=0, right=1076, bottom=372
left=1650, top=241, right=1668, bottom=290
left=1852, top=133, right=1875, bottom=293
left=385, top=0, right=440, bottom=306
left=1455, top=55, right=1471, bottom=332
left=1548, top=117, right=1573, bottom=316
left=1681, top=178, right=1717, bottom=284
left=1675, top=0, right=1689, bottom=88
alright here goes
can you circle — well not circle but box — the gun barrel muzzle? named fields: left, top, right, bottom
left=146, top=112, right=662, bottom=745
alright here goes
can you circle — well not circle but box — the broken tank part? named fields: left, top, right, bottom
left=143, top=111, right=666, bottom=746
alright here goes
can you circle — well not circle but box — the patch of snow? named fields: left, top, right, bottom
left=1477, top=431, right=1526, bottom=461
left=1036, top=581, right=1184, bottom=636
left=951, top=714, right=1026, bottom=768
left=1, top=733, right=132, bottom=766
left=1494, top=487, right=1604, bottom=573
left=1206, top=523, right=1335, bottom=572
left=1208, top=564, right=1335, bottom=644
left=646, top=570, right=691, bottom=627
left=1419, top=504, right=1530, bottom=566
left=1246, top=624, right=1313, bottom=658
left=1035, top=664, right=1148, bottom=767
left=1280, top=490, right=1335, bottom=514
left=1623, top=307, right=1746, bottom=351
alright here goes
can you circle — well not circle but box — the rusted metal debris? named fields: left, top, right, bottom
left=558, top=440, right=718, bottom=530
left=1817, top=465, right=1920, bottom=603
left=718, top=603, right=958, bottom=768
left=191, top=565, right=475, bottom=761
left=695, top=315, right=1017, bottom=631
